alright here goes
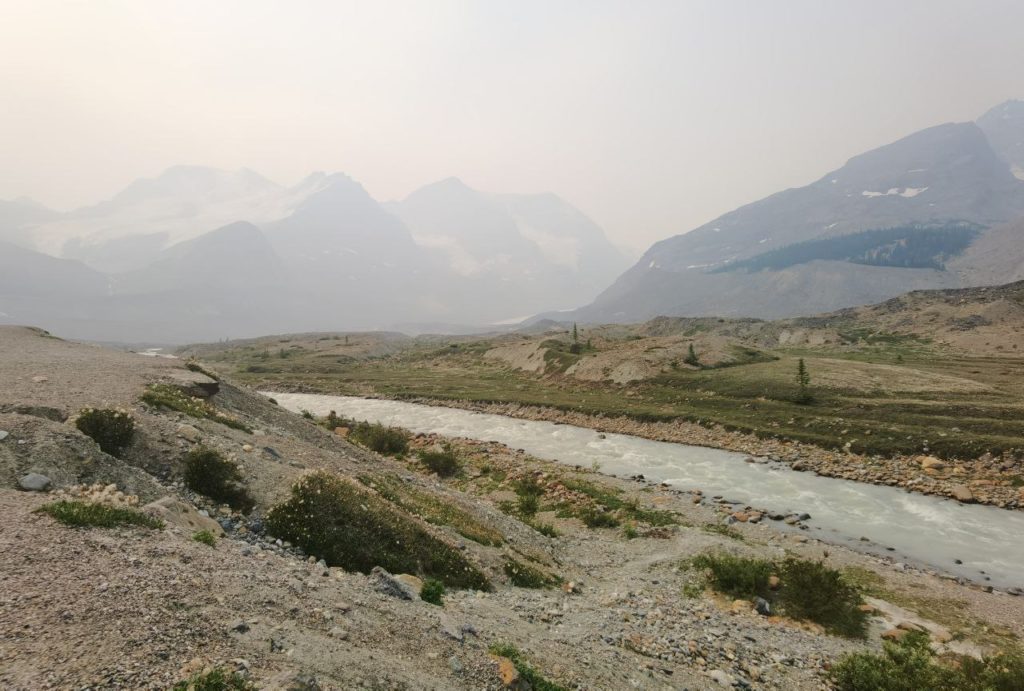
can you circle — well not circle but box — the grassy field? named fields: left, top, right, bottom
left=195, top=329, right=1024, bottom=461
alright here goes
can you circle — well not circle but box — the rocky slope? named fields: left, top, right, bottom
left=3, top=325, right=1022, bottom=689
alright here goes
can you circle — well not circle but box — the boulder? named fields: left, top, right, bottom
left=143, top=497, right=224, bottom=535
left=369, top=566, right=416, bottom=600
left=951, top=485, right=975, bottom=503
left=18, top=473, right=51, bottom=491
left=163, top=370, right=219, bottom=399
left=919, top=456, right=946, bottom=471
left=177, top=424, right=202, bottom=442
left=394, top=573, right=424, bottom=596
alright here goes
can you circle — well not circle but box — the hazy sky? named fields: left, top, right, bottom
left=2, top=1, right=1023, bottom=252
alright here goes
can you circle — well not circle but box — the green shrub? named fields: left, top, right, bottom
left=579, top=507, right=620, bottom=528
left=488, top=644, right=568, bottom=691
left=623, top=523, right=639, bottom=539
left=778, top=558, right=868, bottom=637
left=75, top=407, right=135, bottom=456
left=172, top=667, right=255, bottom=691
left=192, top=530, right=216, bottom=547
left=349, top=422, right=409, bottom=455
left=531, top=521, right=559, bottom=538
left=36, top=500, right=163, bottom=529
left=266, top=471, right=490, bottom=590
left=300, top=409, right=315, bottom=420
left=691, top=553, right=773, bottom=599
left=418, top=444, right=461, bottom=477
left=517, top=492, right=540, bottom=517
left=691, top=553, right=868, bottom=638
left=504, top=558, right=558, bottom=588
left=142, top=384, right=251, bottom=432
left=421, top=578, right=445, bottom=606
left=183, top=447, right=254, bottom=512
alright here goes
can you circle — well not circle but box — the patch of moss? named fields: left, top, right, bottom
left=142, top=384, right=251, bottom=433
left=36, top=500, right=163, bottom=530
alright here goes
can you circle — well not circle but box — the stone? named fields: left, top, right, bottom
left=754, top=597, right=771, bottom=616
left=164, top=370, right=219, bottom=398
left=369, top=566, right=416, bottom=600
left=394, top=573, right=423, bottom=595
left=708, top=669, right=734, bottom=686
left=0, top=430, right=9, bottom=441
left=328, top=627, right=349, bottom=640
left=142, top=497, right=224, bottom=535
left=881, top=628, right=909, bottom=642
left=449, top=656, right=464, bottom=674
left=229, top=620, right=250, bottom=633
left=177, top=424, right=201, bottom=442
left=496, top=657, right=520, bottom=687
left=31, top=375, right=48, bottom=383
left=18, top=473, right=51, bottom=491
left=919, top=456, right=946, bottom=471
left=242, top=444, right=254, bottom=452
left=951, top=485, right=974, bottom=503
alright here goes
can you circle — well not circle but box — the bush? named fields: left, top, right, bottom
left=504, top=558, right=558, bottom=588
left=36, top=500, right=163, bottom=529
left=517, top=492, right=540, bottom=517
left=349, top=422, right=409, bottom=455
left=172, top=667, right=255, bottom=691
left=421, top=578, right=445, bottom=606
left=691, top=553, right=868, bottom=638
left=183, top=447, right=254, bottom=512
left=829, top=630, right=1024, bottom=690
left=531, top=521, right=559, bottom=538
left=579, top=507, right=620, bottom=528
left=266, top=471, right=490, bottom=590
left=778, top=558, right=868, bottom=637
left=75, top=407, right=135, bottom=456
left=691, top=553, right=773, bottom=599
left=192, top=529, right=217, bottom=547
left=418, top=444, right=461, bottom=477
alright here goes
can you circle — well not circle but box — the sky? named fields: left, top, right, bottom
left=2, top=0, right=1023, bottom=253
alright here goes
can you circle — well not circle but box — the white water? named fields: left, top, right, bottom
left=268, top=392, right=1024, bottom=590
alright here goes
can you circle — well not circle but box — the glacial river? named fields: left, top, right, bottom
left=267, top=392, right=1024, bottom=590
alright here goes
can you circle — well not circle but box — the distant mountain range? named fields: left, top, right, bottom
left=564, top=100, right=1024, bottom=323
left=0, top=169, right=628, bottom=342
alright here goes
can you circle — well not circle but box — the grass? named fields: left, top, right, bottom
left=141, top=383, right=251, bottom=433
left=183, top=447, right=254, bottom=512
left=192, top=530, right=217, bottom=547
left=172, top=667, right=255, bottom=691
left=690, top=553, right=868, bottom=637
left=358, top=474, right=504, bottom=546
left=830, top=630, right=1024, bottom=691
left=556, top=477, right=677, bottom=528
left=36, top=501, right=164, bottom=530
left=504, top=558, right=559, bottom=588
left=75, top=407, right=135, bottom=456
left=488, top=643, right=568, bottom=691
left=209, top=336, right=1024, bottom=461
left=420, top=578, right=445, bottom=606
left=267, top=471, right=490, bottom=590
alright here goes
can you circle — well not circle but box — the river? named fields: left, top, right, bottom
left=267, top=392, right=1024, bottom=590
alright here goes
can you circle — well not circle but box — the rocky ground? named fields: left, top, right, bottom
left=2, top=326, right=1023, bottom=690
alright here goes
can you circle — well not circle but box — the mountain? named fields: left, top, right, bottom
left=977, top=99, right=1024, bottom=180
left=30, top=166, right=293, bottom=272
left=391, top=178, right=628, bottom=320
left=0, top=197, right=59, bottom=248
left=570, top=111, right=1024, bottom=323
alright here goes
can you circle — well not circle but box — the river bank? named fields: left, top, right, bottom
left=359, top=395, right=1024, bottom=512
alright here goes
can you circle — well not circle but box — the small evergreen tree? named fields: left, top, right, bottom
left=796, top=358, right=812, bottom=404
left=572, top=323, right=579, bottom=343
left=684, top=343, right=700, bottom=367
